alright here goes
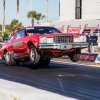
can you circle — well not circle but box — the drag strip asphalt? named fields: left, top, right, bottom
left=0, top=60, right=100, bottom=100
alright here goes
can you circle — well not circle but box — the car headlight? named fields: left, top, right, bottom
left=74, top=38, right=79, bottom=42
left=40, top=36, right=47, bottom=43
left=74, top=36, right=86, bottom=42
left=47, top=38, right=53, bottom=43
left=79, top=36, right=86, bottom=42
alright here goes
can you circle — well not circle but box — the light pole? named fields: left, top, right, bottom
left=2, top=0, right=6, bottom=34
left=26, top=0, right=28, bottom=26
left=29, top=0, right=32, bottom=26
left=46, top=0, right=48, bottom=22
left=17, top=0, right=19, bottom=21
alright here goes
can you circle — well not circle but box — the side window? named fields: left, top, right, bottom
left=16, top=30, right=25, bottom=39
left=48, top=29, right=53, bottom=33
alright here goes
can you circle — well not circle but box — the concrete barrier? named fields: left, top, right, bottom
left=62, top=53, right=100, bottom=64
left=93, top=46, right=100, bottom=53
left=81, top=46, right=100, bottom=54
left=0, top=89, right=19, bottom=100
left=81, top=46, right=100, bottom=63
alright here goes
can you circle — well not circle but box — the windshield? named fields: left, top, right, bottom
left=26, top=27, right=61, bottom=35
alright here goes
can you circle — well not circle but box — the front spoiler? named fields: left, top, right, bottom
left=38, top=42, right=88, bottom=50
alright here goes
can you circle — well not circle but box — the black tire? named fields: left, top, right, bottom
left=5, top=52, right=19, bottom=66
left=38, top=58, right=50, bottom=67
left=29, top=45, right=40, bottom=68
left=69, top=49, right=80, bottom=62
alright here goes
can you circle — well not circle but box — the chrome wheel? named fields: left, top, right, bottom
left=29, top=45, right=40, bottom=68
left=30, top=48, right=35, bottom=61
left=5, top=52, right=19, bottom=66
left=5, top=52, right=10, bottom=62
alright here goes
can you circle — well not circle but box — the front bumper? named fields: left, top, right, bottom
left=38, top=42, right=88, bottom=50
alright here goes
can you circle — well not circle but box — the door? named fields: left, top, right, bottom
left=12, top=29, right=27, bottom=57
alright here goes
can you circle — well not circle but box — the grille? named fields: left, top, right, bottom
left=53, top=36, right=73, bottom=43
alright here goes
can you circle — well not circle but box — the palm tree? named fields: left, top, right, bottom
left=10, top=19, right=23, bottom=32
left=41, top=15, right=45, bottom=20
left=35, top=13, right=45, bottom=25
left=27, top=11, right=37, bottom=26
left=17, top=0, right=19, bottom=21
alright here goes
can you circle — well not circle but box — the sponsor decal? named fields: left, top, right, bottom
left=13, top=53, right=28, bottom=59
left=80, top=53, right=98, bottom=62
left=26, top=28, right=34, bottom=30
left=13, top=42, right=22, bottom=48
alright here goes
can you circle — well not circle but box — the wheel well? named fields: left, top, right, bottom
left=76, top=49, right=81, bottom=54
left=4, top=49, right=7, bottom=54
left=27, top=42, right=34, bottom=49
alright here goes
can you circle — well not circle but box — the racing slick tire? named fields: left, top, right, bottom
left=29, top=45, right=40, bottom=68
left=69, top=49, right=80, bottom=62
left=5, top=52, right=19, bottom=66
left=38, top=58, right=50, bottom=67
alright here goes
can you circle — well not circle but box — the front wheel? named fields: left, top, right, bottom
left=29, top=45, right=40, bottom=68
left=69, top=49, right=80, bottom=62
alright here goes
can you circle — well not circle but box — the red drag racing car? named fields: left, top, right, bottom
left=0, top=26, right=88, bottom=67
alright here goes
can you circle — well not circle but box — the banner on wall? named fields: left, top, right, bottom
left=58, top=25, right=64, bottom=33
left=55, top=24, right=100, bottom=36
left=66, top=25, right=81, bottom=34
left=82, top=24, right=99, bottom=36
left=82, top=24, right=99, bottom=46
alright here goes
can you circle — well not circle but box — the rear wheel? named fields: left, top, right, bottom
left=5, top=52, right=19, bottom=66
left=69, top=49, right=80, bottom=62
left=29, top=45, right=40, bottom=68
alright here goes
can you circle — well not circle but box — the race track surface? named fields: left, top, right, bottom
left=0, top=60, right=100, bottom=100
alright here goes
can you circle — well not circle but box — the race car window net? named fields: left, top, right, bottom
left=26, top=27, right=61, bottom=35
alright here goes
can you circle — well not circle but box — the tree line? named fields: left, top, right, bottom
left=0, top=10, right=45, bottom=39
left=1, top=0, right=46, bottom=39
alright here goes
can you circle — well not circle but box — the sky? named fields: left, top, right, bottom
left=0, top=0, right=59, bottom=26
